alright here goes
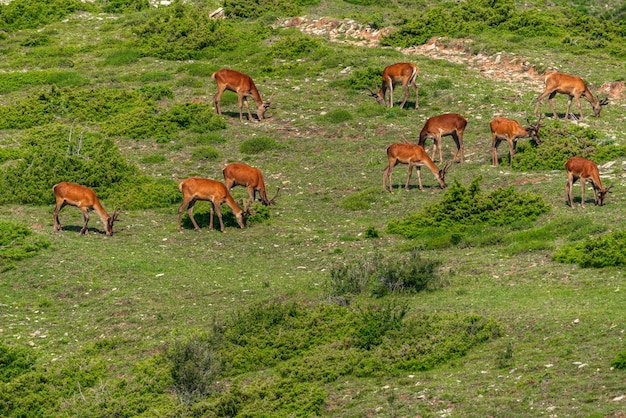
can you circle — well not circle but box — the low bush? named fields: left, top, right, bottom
left=102, top=48, right=140, bottom=66
left=0, top=343, right=36, bottom=383
left=102, top=0, right=150, bottom=13
left=332, top=66, right=381, bottom=92
left=0, top=125, right=179, bottom=209
left=0, top=0, right=92, bottom=31
left=513, top=122, right=626, bottom=171
left=163, top=300, right=499, bottom=414
left=0, top=221, right=50, bottom=271
left=133, top=1, right=241, bottom=60
left=327, top=250, right=441, bottom=297
left=611, top=349, right=626, bottom=369
left=552, top=230, right=626, bottom=268
left=269, top=33, right=323, bottom=60
left=340, top=188, right=379, bottom=210
left=223, top=0, right=303, bottom=19
left=190, top=146, right=219, bottom=161
left=387, top=177, right=550, bottom=250
left=239, top=137, right=281, bottom=154
left=322, top=109, right=354, bottom=123
left=0, top=71, right=88, bottom=94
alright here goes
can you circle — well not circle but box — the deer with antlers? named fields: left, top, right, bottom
left=212, top=69, right=274, bottom=122
left=368, top=62, right=419, bottom=109
left=534, top=72, right=608, bottom=119
left=565, top=157, right=613, bottom=208
left=490, top=115, right=542, bottom=167
left=178, top=177, right=245, bottom=232
left=418, top=113, right=467, bottom=164
left=52, top=182, right=120, bottom=236
left=222, top=163, right=279, bottom=209
left=383, top=143, right=451, bottom=192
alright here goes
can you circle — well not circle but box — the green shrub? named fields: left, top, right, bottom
left=110, top=178, right=181, bottom=210
left=133, top=1, right=240, bottom=60
left=139, top=72, right=173, bottom=83
left=140, top=154, right=168, bottom=164
left=513, top=122, right=626, bottom=171
left=0, top=343, right=36, bottom=383
left=553, top=230, right=626, bottom=268
left=160, top=300, right=499, bottom=414
left=353, top=303, right=407, bottom=349
left=327, top=251, right=441, bottom=297
left=0, top=125, right=138, bottom=205
left=379, top=0, right=625, bottom=57
left=373, top=250, right=441, bottom=296
left=0, top=71, right=88, bottom=94
left=269, top=34, right=322, bottom=60
left=322, top=109, right=354, bottom=123
left=364, top=226, right=380, bottom=238
left=102, top=0, right=150, bottom=13
left=223, top=0, right=301, bottom=19
left=0, top=125, right=178, bottom=209
left=239, top=137, right=281, bottom=154
left=167, top=335, right=223, bottom=403
left=340, top=188, right=379, bottom=210
left=246, top=204, right=271, bottom=225
left=139, top=84, right=174, bottom=100
left=0, top=0, right=92, bottom=31
left=102, top=48, right=140, bottom=66
left=20, top=32, right=51, bottom=47
left=611, top=350, right=626, bottom=369
left=332, top=67, right=381, bottom=91
left=0, top=221, right=50, bottom=271
left=389, top=177, right=549, bottom=234
left=104, top=102, right=225, bottom=142
left=191, top=146, right=219, bottom=161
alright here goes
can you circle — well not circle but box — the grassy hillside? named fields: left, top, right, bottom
left=0, top=0, right=625, bottom=416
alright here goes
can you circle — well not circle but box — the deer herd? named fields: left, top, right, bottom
left=52, top=64, right=613, bottom=236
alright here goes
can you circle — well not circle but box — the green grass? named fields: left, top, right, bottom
left=0, top=0, right=625, bottom=416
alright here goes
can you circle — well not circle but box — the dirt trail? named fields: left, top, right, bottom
left=276, top=16, right=624, bottom=99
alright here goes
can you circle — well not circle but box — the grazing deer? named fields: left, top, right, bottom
left=534, top=72, right=608, bottom=119
left=368, top=62, right=419, bottom=109
left=212, top=69, right=275, bottom=122
left=490, top=115, right=542, bottom=167
left=565, top=157, right=613, bottom=208
left=52, top=182, right=120, bottom=236
left=383, top=143, right=451, bottom=192
left=222, top=163, right=279, bottom=209
left=418, top=113, right=467, bottom=164
left=178, top=177, right=245, bottom=232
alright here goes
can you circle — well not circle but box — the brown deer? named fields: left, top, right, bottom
left=52, top=182, right=120, bottom=236
left=490, top=115, right=542, bottom=167
left=383, top=143, right=451, bottom=192
left=212, top=69, right=275, bottom=122
left=368, top=62, right=419, bottom=109
left=178, top=177, right=245, bottom=232
left=222, top=163, right=279, bottom=209
left=418, top=113, right=467, bottom=164
left=534, top=72, right=608, bottom=119
left=565, top=157, right=613, bottom=208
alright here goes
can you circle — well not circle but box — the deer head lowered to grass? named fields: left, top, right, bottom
left=52, top=182, right=121, bottom=236
left=211, top=69, right=275, bottom=122
left=383, top=142, right=451, bottom=192
left=222, top=162, right=280, bottom=210
left=177, top=177, right=246, bottom=233
left=565, top=157, right=613, bottom=208
left=367, top=62, right=419, bottom=109
left=534, top=72, right=608, bottom=119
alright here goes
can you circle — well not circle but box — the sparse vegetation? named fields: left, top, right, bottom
left=0, top=0, right=624, bottom=416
